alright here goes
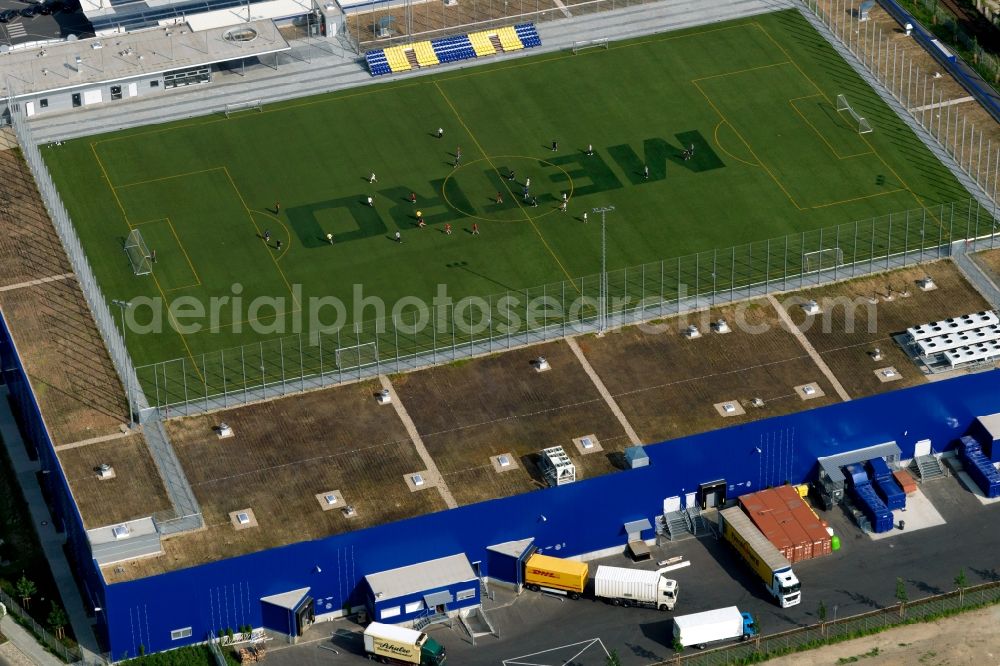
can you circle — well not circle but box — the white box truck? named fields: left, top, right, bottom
left=362, top=622, right=446, bottom=665
left=593, top=565, right=679, bottom=611
left=672, top=606, right=757, bottom=649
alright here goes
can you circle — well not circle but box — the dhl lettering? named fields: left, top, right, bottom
left=530, top=570, right=557, bottom=578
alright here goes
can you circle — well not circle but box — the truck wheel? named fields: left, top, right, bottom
left=569, top=592, right=580, bottom=600
left=611, top=599, right=620, bottom=606
left=622, top=599, right=632, bottom=608
left=740, top=634, right=749, bottom=642
left=528, top=584, right=539, bottom=592
left=697, top=644, right=706, bottom=650
left=658, top=604, right=668, bottom=611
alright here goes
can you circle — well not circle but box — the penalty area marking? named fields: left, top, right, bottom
left=502, top=638, right=611, bottom=666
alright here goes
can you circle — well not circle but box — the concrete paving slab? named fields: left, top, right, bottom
left=868, top=488, right=946, bottom=541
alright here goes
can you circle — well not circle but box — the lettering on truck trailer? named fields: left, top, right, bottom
left=530, top=570, right=557, bottom=578
left=374, top=640, right=418, bottom=660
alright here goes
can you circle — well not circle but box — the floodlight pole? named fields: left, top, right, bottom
left=111, top=299, right=135, bottom=427
left=593, top=206, right=614, bottom=334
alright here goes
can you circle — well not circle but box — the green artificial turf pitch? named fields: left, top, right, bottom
left=44, top=10, right=968, bottom=401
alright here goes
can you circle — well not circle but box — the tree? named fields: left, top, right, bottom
left=895, top=577, right=908, bottom=617
left=47, top=603, right=68, bottom=640
left=606, top=649, right=623, bottom=666
left=955, top=568, right=968, bottom=603
left=818, top=599, right=828, bottom=634
left=16, top=575, right=36, bottom=609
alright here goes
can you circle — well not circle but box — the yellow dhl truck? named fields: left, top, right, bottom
left=523, top=552, right=588, bottom=599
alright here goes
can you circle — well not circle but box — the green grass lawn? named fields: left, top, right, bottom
left=44, top=10, right=969, bottom=403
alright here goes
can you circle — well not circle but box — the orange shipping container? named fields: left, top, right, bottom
left=740, top=486, right=832, bottom=563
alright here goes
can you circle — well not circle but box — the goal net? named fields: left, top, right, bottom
left=803, top=248, right=844, bottom=274
left=124, top=228, right=152, bottom=276
left=334, top=341, right=378, bottom=370
left=572, top=38, right=609, bottom=54
left=224, top=99, right=263, bottom=118
left=836, top=94, right=873, bottom=134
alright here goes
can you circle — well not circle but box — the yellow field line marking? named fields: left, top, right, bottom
left=221, top=167, right=301, bottom=308
left=89, top=141, right=206, bottom=382
left=691, top=60, right=793, bottom=83
left=254, top=210, right=293, bottom=262
left=788, top=95, right=874, bottom=160
left=437, top=22, right=760, bottom=84
left=433, top=81, right=580, bottom=291
left=692, top=81, right=803, bottom=211
left=713, top=120, right=759, bottom=168
left=752, top=20, right=943, bottom=226
left=113, top=167, right=226, bottom=190
left=163, top=216, right=202, bottom=288
left=809, top=188, right=906, bottom=209
left=91, top=82, right=424, bottom=149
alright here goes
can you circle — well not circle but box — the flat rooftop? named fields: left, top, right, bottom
left=0, top=19, right=289, bottom=99
left=98, top=256, right=1000, bottom=582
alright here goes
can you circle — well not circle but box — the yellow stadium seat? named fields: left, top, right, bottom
left=498, top=26, right=523, bottom=51
left=469, top=31, right=496, bottom=57
left=413, top=41, right=439, bottom=67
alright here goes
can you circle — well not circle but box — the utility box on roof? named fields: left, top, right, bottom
left=539, top=446, right=575, bottom=486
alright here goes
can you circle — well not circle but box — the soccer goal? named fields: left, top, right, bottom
left=124, top=228, right=153, bottom=276
left=572, top=38, right=609, bottom=54
left=224, top=99, right=263, bottom=118
left=836, top=94, right=873, bottom=134
left=334, top=341, right=378, bottom=370
left=803, top=248, right=845, bottom=274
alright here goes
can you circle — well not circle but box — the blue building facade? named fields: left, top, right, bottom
left=2, top=307, right=999, bottom=659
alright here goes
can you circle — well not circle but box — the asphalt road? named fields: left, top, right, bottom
left=264, top=475, right=1000, bottom=665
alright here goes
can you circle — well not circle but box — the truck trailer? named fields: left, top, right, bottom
left=719, top=507, right=801, bottom=607
left=523, top=552, right=588, bottom=599
left=672, top=606, right=757, bottom=649
left=363, top=622, right=446, bottom=665
left=593, top=565, right=679, bottom=610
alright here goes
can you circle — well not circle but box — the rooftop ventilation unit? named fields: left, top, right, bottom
left=236, top=512, right=250, bottom=525
left=712, top=319, right=731, bottom=334
left=342, top=505, right=357, bottom=518
left=532, top=356, right=551, bottom=372
left=324, top=494, right=337, bottom=505
left=376, top=388, right=392, bottom=405
left=684, top=324, right=701, bottom=339
left=112, top=524, right=130, bottom=540
left=498, top=454, right=511, bottom=467
left=801, top=300, right=821, bottom=315
left=411, top=473, right=425, bottom=487
left=540, top=446, right=576, bottom=486
left=97, top=463, right=114, bottom=479
left=217, top=422, right=234, bottom=439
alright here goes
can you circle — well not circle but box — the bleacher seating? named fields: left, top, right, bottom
left=468, top=31, right=497, bottom=57
left=364, top=23, right=541, bottom=76
left=413, top=41, right=440, bottom=67
left=497, top=26, right=524, bottom=51
left=383, top=45, right=412, bottom=73
left=365, top=50, right=391, bottom=77
left=514, top=22, right=542, bottom=48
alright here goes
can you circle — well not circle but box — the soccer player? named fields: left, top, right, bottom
left=472, top=223, right=480, bottom=235
left=445, top=223, right=452, bottom=235
left=455, top=147, right=462, bottom=165
left=689, top=142, right=695, bottom=156
left=551, top=139, right=558, bottom=152
left=369, top=172, right=377, bottom=183
left=151, top=249, right=157, bottom=263
left=409, top=192, right=417, bottom=204
left=531, top=196, right=539, bottom=207
left=562, top=192, right=568, bottom=202
left=586, top=144, right=594, bottom=156
left=264, top=230, right=271, bottom=242
left=418, top=217, right=426, bottom=228
left=525, top=177, right=531, bottom=188
left=367, top=196, right=374, bottom=207
left=395, top=231, right=402, bottom=243
left=437, top=127, right=444, bottom=138
left=274, top=202, right=280, bottom=214
left=507, top=169, right=515, bottom=182
left=326, top=233, right=334, bottom=244
left=276, top=239, right=282, bottom=250
left=643, top=165, right=649, bottom=180
left=522, top=185, right=529, bottom=200
left=582, top=212, right=588, bottom=224
left=496, top=192, right=503, bottom=204
left=560, top=201, right=567, bottom=213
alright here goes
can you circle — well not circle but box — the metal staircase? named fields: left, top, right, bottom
left=911, top=454, right=946, bottom=481
left=686, top=507, right=712, bottom=537
left=661, top=510, right=693, bottom=541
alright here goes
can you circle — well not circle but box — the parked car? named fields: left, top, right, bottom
left=0, top=8, right=19, bottom=21
left=19, top=4, right=40, bottom=17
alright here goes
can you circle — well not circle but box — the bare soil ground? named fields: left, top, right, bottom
left=57, top=434, right=171, bottom=529
left=974, top=247, right=1000, bottom=286
left=767, top=603, right=1000, bottom=666
left=392, top=340, right=630, bottom=506
left=110, top=380, right=448, bottom=582
left=580, top=300, right=840, bottom=442
left=787, top=261, right=991, bottom=397
left=0, top=142, right=130, bottom=446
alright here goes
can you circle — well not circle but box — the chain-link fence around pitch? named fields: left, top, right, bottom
left=655, top=580, right=1000, bottom=665
left=138, top=198, right=999, bottom=417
